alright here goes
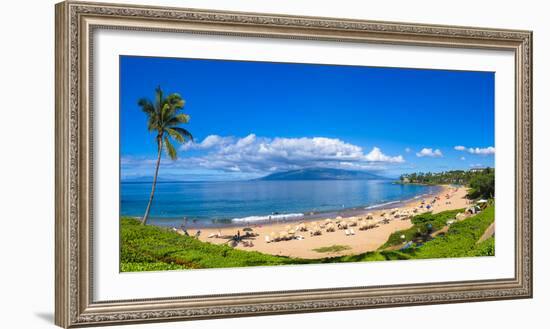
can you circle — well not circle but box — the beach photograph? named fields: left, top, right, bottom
left=119, top=56, right=495, bottom=272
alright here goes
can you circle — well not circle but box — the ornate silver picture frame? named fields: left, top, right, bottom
left=55, top=1, right=532, bottom=327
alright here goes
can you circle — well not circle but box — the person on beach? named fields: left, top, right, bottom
left=179, top=226, right=189, bottom=236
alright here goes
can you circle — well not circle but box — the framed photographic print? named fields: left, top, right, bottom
left=55, top=1, right=533, bottom=327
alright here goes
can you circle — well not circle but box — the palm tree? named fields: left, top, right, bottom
left=138, top=86, right=193, bottom=225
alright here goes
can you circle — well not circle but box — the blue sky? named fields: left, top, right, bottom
left=120, top=55, right=495, bottom=181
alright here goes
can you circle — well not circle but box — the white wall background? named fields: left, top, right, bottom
left=0, top=0, right=546, bottom=328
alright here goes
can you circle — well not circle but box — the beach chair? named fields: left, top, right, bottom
left=350, top=229, right=356, bottom=235
left=207, top=233, right=217, bottom=238
left=345, top=229, right=350, bottom=236
left=265, top=235, right=271, bottom=243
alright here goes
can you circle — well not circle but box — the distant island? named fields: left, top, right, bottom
left=257, top=167, right=388, bottom=181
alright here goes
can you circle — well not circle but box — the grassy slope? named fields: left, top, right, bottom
left=404, top=206, right=495, bottom=259
left=121, top=206, right=494, bottom=272
left=120, top=218, right=308, bottom=271
left=381, top=208, right=465, bottom=249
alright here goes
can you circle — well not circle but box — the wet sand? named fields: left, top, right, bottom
left=187, top=186, right=469, bottom=259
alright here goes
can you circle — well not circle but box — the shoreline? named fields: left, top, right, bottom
left=136, top=184, right=446, bottom=229
left=184, top=185, right=469, bottom=259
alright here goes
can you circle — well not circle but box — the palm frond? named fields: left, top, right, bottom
left=166, top=93, right=185, bottom=109
left=139, top=87, right=192, bottom=154
left=147, top=120, right=158, bottom=131
left=164, top=136, right=177, bottom=160
left=166, top=128, right=185, bottom=143
left=146, top=112, right=160, bottom=131
left=160, top=103, right=174, bottom=124
left=155, top=86, right=163, bottom=113
left=167, top=127, right=193, bottom=142
left=137, top=98, right=155, bottom=116
left=166, top=114, right=190, bottom=126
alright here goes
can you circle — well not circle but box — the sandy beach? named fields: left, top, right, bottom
left=187, top=185, right=469, bottom=259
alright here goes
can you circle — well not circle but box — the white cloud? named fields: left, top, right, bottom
left=416, top=148, right=443, bottom=158
left=405, top=147, right=411, bottom=153
left=235, top=134, right=256, bottom=148
left=454, top=145, right=495, bottom=155
left=366, top=147, right=404, bottom=163
left=460, top=156, right=466, bottom=161
left=171, top=134, right=405, bottom=174
left=180, top=134, right=233, bottom=151
left=467, top=146, right=495, bottom=155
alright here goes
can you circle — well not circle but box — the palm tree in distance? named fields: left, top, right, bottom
left=138, top=86, right=193, bottom=225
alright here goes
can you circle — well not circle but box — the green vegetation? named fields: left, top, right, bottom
left=399, top=168, right=494, bottom=199
left=313, top=245, right=351, bottom=253
left=381, top=209, right=464, bottom=249
left=467, top=169, right=495, bottom=199
left=402, top=206, right=495, bottom=259
left=121, top=206, right=495, bottom=272
left=137, top=86, right=193, bottom=225
left=467, top=237, right=495, bottom=257
left=121, top=217, right=304, bottom=270
left=329, top=251, right=412, bottom=262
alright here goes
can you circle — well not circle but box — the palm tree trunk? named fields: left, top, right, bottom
left=141, top=137, right=163, bottom=225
